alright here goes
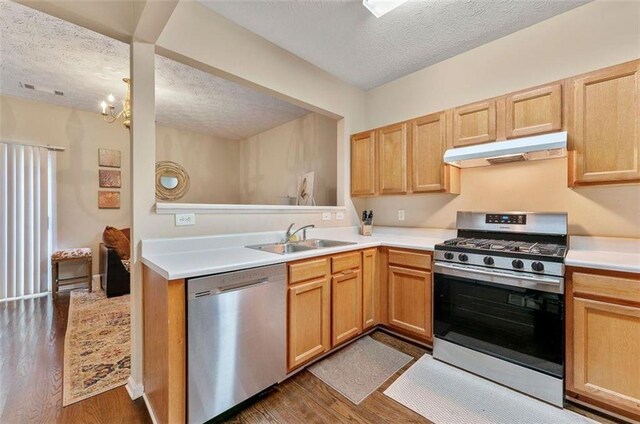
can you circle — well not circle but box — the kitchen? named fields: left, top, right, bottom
left=139, top=1, right=639, bottom=423
left=140, top=48, right=640, bottom=422
left=1, top=1, right=638, bottom=423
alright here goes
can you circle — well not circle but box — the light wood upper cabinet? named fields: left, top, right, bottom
left=288, top=277, right=331, bottom=370
left=570, top=61, right=640, bottom=185
left=377, top=123, right=408, bottom=194
left=571, top=297, right=640, bottom=416
left=350, top=131, right=377, bottom=196
left=332, top=269, right=363, bottom=347
left=388, top=265, right=432, bottom=340
left=410, top=112, right=448, bottom=193
left=453, top=100, right=497, bottom=147
left=505, top=84, right=562, bottom=139
left=362, top=248, right=378, bottom=330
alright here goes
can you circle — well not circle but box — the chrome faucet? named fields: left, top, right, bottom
left=284, top=223, right=315, bottom=243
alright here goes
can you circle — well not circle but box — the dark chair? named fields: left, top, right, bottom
left=99, top=243, right=130, bottom=298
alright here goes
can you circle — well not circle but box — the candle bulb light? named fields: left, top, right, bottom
left=98, top=78, right=131, bottom=129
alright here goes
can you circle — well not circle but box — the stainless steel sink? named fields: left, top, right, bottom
left=246, top=239, right=356, bottom=255
left=298, top=239, right=356, bottom=249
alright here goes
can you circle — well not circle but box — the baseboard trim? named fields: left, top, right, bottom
left=143, top=393, right=160, bottom=424
left=125, top=376, right=144, bottom=400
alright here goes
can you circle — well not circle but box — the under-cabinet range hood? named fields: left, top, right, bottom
left=443, top=131, right=567, bottom=168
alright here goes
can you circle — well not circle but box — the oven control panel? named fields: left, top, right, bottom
left=485, top=213, right=526, bottom=225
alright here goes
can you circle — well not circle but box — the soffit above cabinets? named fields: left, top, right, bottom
left=199, top=0, right=590, bottom=90
left=0, top=1, right=311, bottom=140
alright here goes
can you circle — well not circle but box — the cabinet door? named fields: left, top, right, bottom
left=453, top=100, right=497, bottom=147
left=571, top=61, right=640, bottom=184
left=332, top=270, right=363, bottom=347
left=351, top=131, right=377, bottom=196
left=378, top=123, right=408, bottom=194
left=388, top=265, right=432, bottom=339
left=288, top=278, right=331, bottom=370
left=411, top=112, right=447, bottom=193
left=571, top=297, right=640, bottom=415
left=362, top=249, right=378, bottom=330
left=505, top=84, right=562, bottom=139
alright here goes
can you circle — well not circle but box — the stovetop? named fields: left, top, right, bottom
left=441, top=237, right=566, bottom=258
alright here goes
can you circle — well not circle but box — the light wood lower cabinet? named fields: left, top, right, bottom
left=388, top=265, right=432, bottom=340
left=567, top=268, right=640, bottom=420
left=288, top=277, right=331, bottom=370
left=332, top=269, right=363, bottom=346
left=362, top=248, right=378, bottom=330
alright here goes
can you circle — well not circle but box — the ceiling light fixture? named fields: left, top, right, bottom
left=363, top=0, right=408, bottom=18
left=99, top=77, right=131, bottom=129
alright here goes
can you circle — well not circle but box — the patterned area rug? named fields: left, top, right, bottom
left=63, top=290, right=130, bottom=406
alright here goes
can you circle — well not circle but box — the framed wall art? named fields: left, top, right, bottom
left=98, top=191, right=120, bottom=209
left=98, top=149, right=121, bottom=168
left=99, top=169, right=121, bottom=188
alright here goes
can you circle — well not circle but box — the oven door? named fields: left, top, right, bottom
left=433, top=262, right=564, bottom=378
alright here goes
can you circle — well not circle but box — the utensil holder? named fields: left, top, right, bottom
left=361, top=224, right=372, bottom=236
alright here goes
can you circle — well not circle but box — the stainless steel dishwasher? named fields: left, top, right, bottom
left=187, top=264, right=286, bottom=424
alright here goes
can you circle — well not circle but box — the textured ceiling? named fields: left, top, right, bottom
left=0, top=1, right=311, bottom=140
left=155, top=55, right=309, bottom=140
left=200, top=0, right=590, bottom=90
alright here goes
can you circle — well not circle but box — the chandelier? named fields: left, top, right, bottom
left=100, top=77, right=131, bottom=129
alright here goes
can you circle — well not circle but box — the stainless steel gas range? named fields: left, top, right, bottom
left=433, top=211, right=568, bottom=407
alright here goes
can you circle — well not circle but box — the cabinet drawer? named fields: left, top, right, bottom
left=388, top=249, right=431, bottom=270
left=331, top=252, right=361, bottom=274
left=573, top=272, right=640, bottom=304
left=289, top=258, right=329, bottom=284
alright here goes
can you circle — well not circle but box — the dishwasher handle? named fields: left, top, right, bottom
left=212, top=278, right=268, bottom=294
left=188, top=263, right=286, bottom=300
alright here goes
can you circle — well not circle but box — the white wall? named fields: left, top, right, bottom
left=130, top=0, right=368, bottom=244
left=156, top=125, right=240, bottom=204
left=0, top=94, right=131, bottom=274
left=239, top=113, right=337, bottom=206
left=363, top=1, right=640, bottom=238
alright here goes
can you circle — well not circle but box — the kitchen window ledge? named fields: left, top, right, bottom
left=155, top=202, right=347, bottom=215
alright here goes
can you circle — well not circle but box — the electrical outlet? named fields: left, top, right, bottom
left=175, top=213, right=195, bottom=226
left=335, top=212, right=345, bottom=220
left=322, top=212, right=332, bottom=221
left=398, top=210, right=405, bottom=221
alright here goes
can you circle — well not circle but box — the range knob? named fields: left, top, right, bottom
left=444, top=252, right=454, bottom=260
left=531, top=261, right=545, bottom=272
left=458, top=253, right=469, bottom=262
left=512, top=259, right=524, bottom=269
left=483, top=256, right=494, bottom=265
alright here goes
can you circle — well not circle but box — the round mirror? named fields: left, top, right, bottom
left=155, top=161, right=190, bottom=201
left=160, top=175, right=179, bottom=190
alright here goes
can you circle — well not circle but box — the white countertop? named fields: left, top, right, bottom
left=141, top=226, right=456, bottom=280
left=566, top=235, right=640, bottom=274
left=141, top=226, right=640, bottom=280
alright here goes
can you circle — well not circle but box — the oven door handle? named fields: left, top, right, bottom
left=434, top=262, right=564, bottom=294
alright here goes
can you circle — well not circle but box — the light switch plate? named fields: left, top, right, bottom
left=175, top=213, right=195, bottom=226
left=322, top=212, right=332, bottom=221
left=335, top=212, right=345, bottom=220
left=398, top=210, right=405, bottom=221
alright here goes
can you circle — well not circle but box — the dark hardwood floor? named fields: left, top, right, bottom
left=0, top=293, right=150, bottom=424
left=0, top=293, right=617, bottom=424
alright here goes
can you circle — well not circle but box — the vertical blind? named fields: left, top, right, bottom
left=0, top=142, right=53, bottom=301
